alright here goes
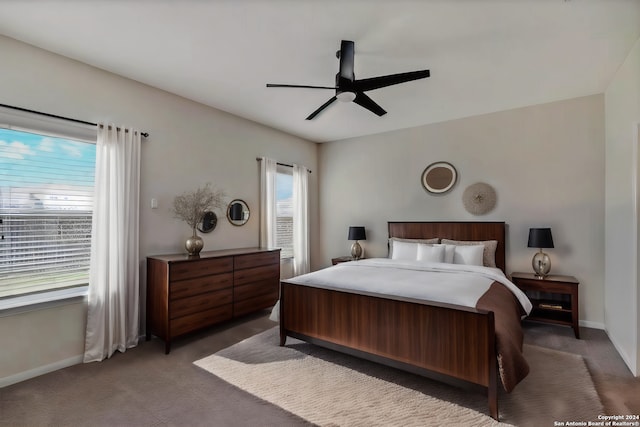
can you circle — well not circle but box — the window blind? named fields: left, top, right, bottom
left=276, top=164, right=293, bottom=259
left=0, top=128, right=95, bottom=298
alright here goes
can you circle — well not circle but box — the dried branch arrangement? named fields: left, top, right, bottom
left=172, top=183, right=226, bottom=230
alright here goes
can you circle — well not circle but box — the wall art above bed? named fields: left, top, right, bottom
left=462, top=182, right=497, bottom=215
left=421, top=161, right=457, bottom=194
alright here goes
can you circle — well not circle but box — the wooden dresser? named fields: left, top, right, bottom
left=146, top=247, right=280, bottom=353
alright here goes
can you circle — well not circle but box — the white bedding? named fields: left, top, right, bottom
left=282, top=258, right=532, bottom=314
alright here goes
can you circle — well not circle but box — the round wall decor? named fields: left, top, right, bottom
left=197, top=211, right=218, bottom=233
left=462, top=182, right=497, bottom=215
left=421, top=162, right=457, bottom=194
left=227, top=199, right=250, bottom=226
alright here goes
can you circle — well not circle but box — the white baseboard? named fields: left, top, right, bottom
left=0, top=354, right=83, bottom=388
left=605, top=329, right=638, bottom=376
left=579, top=319, right=605, bottom=330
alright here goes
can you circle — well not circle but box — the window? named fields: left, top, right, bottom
left=0, top=128, right=96, bottom=298
left=276, top=164, right=293, bottom=258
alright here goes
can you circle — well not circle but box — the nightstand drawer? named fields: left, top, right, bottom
left=511, top=277, right=577, bottom=294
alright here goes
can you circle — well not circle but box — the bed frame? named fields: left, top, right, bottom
left=279, top=221, right=507, bottom=420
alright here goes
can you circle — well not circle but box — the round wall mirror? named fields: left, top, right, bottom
left=227, top=199, right=250, bottom=226
left=421, top=162, right=458, bottom=194
left=197, top=211, right=217, bottom=233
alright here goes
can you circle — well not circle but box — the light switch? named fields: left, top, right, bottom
left=151, top=198, right=158, bottom=209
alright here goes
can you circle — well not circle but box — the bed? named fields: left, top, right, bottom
left=278, top=221, right=531, bottom=420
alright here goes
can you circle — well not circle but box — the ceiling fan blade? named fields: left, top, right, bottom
left=338, top=40, right=355, bottom=82
left=266, top=83, right=336, bottom=90
left=306, top=96, right=338, bottom=120
left=353, top=92, right=387, bottom=116
left=354, top=70, right=430, bottom=92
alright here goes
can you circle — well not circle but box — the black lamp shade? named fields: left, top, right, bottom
left=348, top=226, right=366, bottom=241
left=528, top=228, right=554, bottom=249
left=230, top=203, right=243, bottom=221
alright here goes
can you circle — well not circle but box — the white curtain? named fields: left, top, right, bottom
left=259, top=157, right=278, bottom=248
left=84, top=124, right=141, bottom=363
left=293, top=164, right=310, bottom=275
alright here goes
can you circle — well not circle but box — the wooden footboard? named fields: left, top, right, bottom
left=279, top=282, right=499, bottom=420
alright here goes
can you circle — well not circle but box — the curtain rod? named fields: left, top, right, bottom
left=256, top=157, right=312, bottom=173
left=0, top=103, right=149, bottom=138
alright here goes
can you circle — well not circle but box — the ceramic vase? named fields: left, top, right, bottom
left=185, top=228, right=204, bottom=256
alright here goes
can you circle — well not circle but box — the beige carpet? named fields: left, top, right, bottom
left=194, top=327, right=603, bottom=427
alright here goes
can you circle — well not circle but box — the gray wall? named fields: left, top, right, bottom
left=605, top=36, right=640, bottom=375
left=0, top=35, right=318, bottom=383
left=319, top=95, right=605, bottom=328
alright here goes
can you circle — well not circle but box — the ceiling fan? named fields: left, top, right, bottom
left=266, top=40, right=430, bottom=120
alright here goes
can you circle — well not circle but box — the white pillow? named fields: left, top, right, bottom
left=440, top=239, right=498, bottom=267
left=390, top=240, right=419, bottom=260
left=416, top=244, right=445, bottom=263
left=453, top=245, right=484, bottom=266
left=388, top=237, right=438, bottom=258
left=434, top=244, right=456, bottom=263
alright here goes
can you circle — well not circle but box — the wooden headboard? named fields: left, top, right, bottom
left=388, top=221, right=506, bottom=272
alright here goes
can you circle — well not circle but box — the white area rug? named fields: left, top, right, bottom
left=194, top=327, right=603, bottom=426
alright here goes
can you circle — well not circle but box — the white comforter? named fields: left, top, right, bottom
left=283, top=258, right=532, bottom=314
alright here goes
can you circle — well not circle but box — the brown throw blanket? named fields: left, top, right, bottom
left=476, top=282, right=530, bottom=392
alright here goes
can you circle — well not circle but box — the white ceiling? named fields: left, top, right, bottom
left=0, top=0, right=639, bottom=143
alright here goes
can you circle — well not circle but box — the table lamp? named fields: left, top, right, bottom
left=348, top=226, right=366, bottom=260
left=528, top=228, right=554, bottom=278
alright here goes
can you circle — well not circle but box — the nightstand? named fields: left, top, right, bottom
left=331, top=256, right=354, bottom=265
left=510, top=272, right=580, bottom=339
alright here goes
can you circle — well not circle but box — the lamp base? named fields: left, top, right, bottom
left=532, top=250, right=551, bottom=278
left=350, top=241, right=363, bottom=260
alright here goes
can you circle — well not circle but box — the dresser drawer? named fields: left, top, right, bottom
left=233, top=292, right=278, bottom=317
left=170, top=289, right=232, bottom=319
left=170, top=257, right=233, bottom=281
left=170, top=305, right=233, bottom=338
left=234, top=251, right=279, bottom=270
left=234, top=264, right=279, bottom=286
left=170, top=272, right=233, bottom=300
left=234, top=280, right=278, bottom=302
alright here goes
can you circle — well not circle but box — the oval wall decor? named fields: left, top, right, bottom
left=421, top=162, right=457, bottom=194
left=462, top=182, right=497, bottom=215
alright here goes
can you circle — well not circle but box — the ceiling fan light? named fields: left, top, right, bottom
left=336, top=91, right=356, bottom=102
